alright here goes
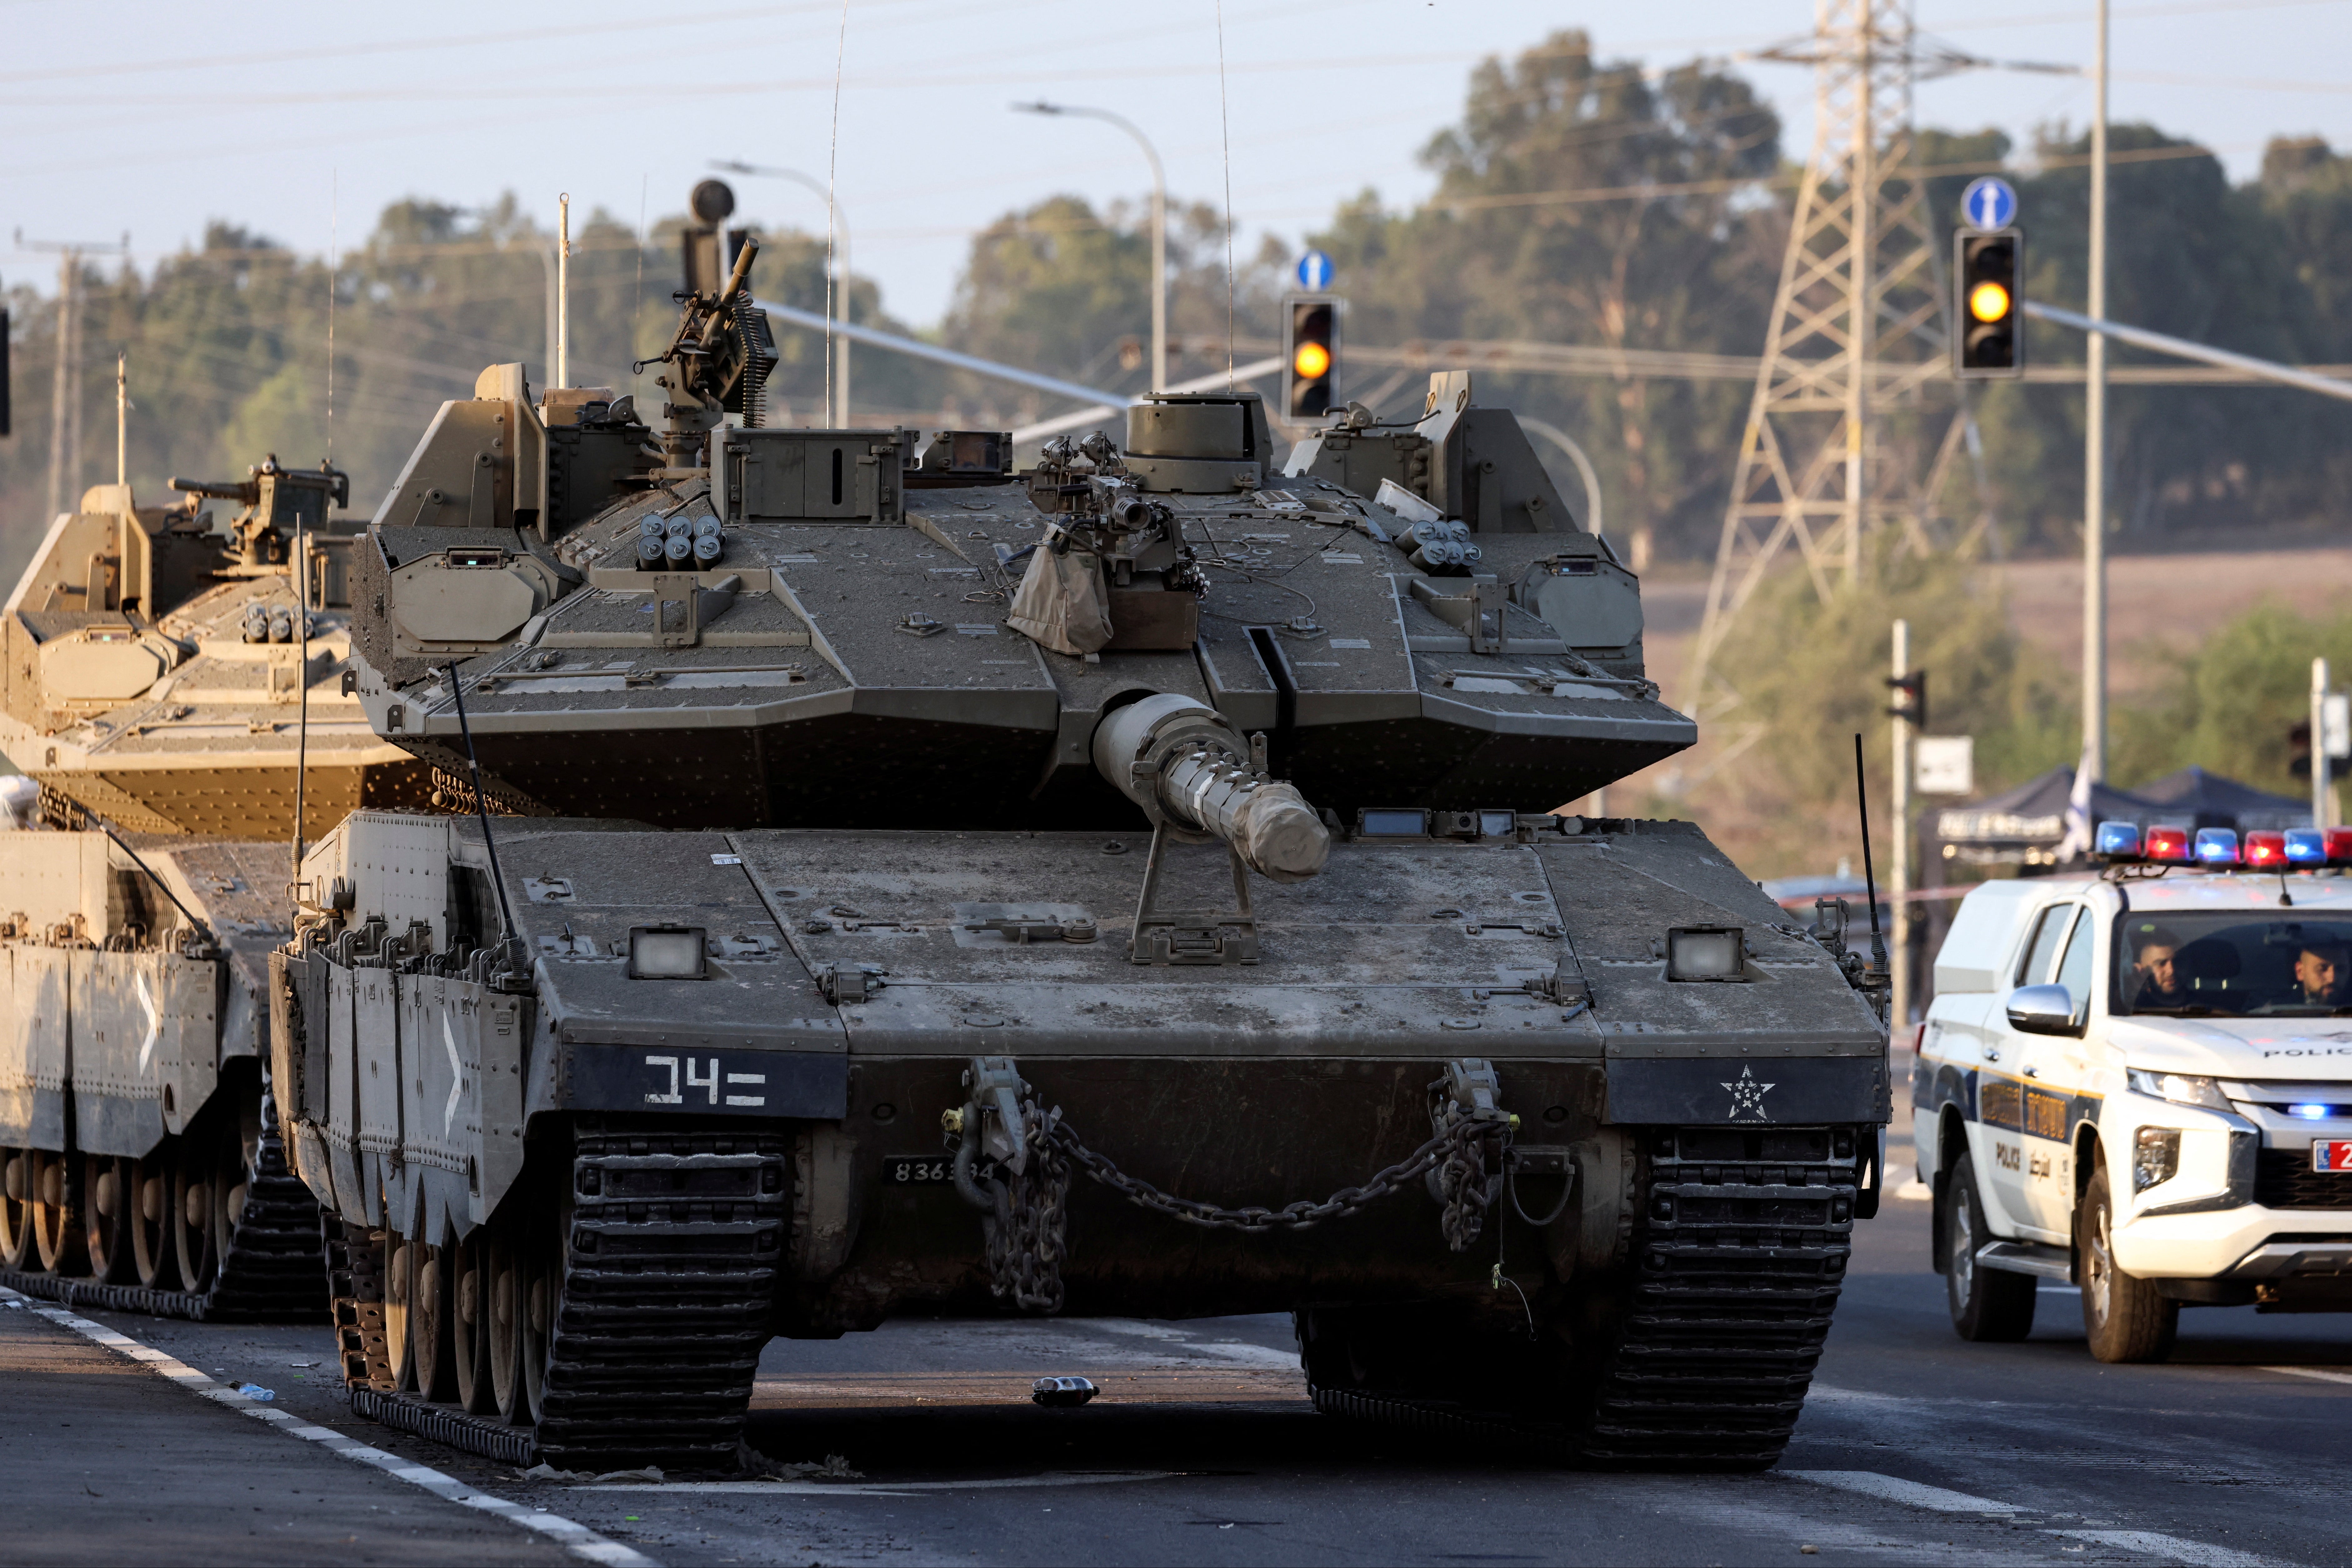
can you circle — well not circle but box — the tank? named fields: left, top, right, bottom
left=0, top=461, right=423, bottom=1316
left=273, top=187, right=1890, bottom=1470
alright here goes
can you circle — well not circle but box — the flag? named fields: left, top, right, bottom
left=2055, top=752, right=2095, bottom=862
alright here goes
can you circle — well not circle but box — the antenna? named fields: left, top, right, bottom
left=446, top=665, right=520, bottom=955
left=1853, top=732, right=1889, bottom=985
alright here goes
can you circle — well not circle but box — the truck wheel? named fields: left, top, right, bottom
left=2079, top=1166, right=2177, bottom=1363
left=1941, top=1152, right=2036, bottom=1341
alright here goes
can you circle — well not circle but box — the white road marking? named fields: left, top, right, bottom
left=1783, top=1470, right=2020, bottom=1513
left=1787, top=1471, right=2288, bottom=1567
left=0, top=1286, right=652, bottom=1568
left=1892, top=1178, right=1934, bottom=1201
left=571, top=1471, right=1175, bottom=1497
left=2260, top=1365, right=2352, bottom=1386
left=2056, top=1530, right=2276, bottom=1568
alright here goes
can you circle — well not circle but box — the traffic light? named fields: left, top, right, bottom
left=1887, top=669, right=1927, bottom=731
left=1952, top=231, right=2023, bottom=379
left=1284, top=295, right=1338, bottom=420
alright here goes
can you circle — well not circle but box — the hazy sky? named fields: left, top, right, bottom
left=6, top=0, right=2350, bottom=329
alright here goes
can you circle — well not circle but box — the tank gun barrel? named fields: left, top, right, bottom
left=169, top=476, right=260, bottom=503
left=1091, top=693, right=1330, bottom=882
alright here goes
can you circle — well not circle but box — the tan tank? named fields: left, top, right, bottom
left=0, top=458, right=424, bottom=1318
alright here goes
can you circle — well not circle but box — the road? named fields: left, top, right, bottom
left=5, top=1121, right=2348, bottom=1565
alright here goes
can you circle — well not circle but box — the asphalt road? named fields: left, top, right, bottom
left=5, top=1092, right=2349, bottom=1566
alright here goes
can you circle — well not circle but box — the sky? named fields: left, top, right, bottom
left=5, top=0, right=2351, bottom=330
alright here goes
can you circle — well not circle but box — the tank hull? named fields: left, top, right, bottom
left=0, top=831, right=326, bottom=1319
left=277, top=812, right=1886, bottom=1467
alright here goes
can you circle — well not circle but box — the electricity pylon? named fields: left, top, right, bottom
left=1682, top=0, right=1987, bottom=730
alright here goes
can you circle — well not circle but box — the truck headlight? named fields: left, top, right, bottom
left=2133, top=1126, right=2181, bottom=1193
left=2126, top=1069, right=2231, bottom=1111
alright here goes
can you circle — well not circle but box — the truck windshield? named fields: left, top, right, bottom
left=2115, top=913, right=2352, bottom=1016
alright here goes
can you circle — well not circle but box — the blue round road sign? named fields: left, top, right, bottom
left=1960, top=176, right=2018, bottom=231
left=1295, top=249, right=1334, bottom=291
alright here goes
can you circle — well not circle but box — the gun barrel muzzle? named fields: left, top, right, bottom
left=1090, top=692, right=1330, bottom=881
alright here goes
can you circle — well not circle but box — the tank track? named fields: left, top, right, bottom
left=0, top=1113, right=326, bottom=1323
left=337, top=1120, right=789, bottom=1472
left=1310, top=1125, right=1856, bottom=1469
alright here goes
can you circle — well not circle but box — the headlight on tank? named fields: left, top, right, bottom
left=2133, top=1126, right=2182, bottom=1192
left=2126, top=1069, right=2231, bottom=1111
left=628, top=925, right=709, bottom=980
left=1665, top=926, right=1745, bottom=981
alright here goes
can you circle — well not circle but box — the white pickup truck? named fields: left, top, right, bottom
left=1915, top=867, right=2352, bottom=1360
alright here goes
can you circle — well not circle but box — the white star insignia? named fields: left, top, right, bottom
left=1721, top=1064, right=1775, bottom=1121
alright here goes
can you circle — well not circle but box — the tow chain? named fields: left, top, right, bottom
left=952, top=1056, right=1510, bottom=1314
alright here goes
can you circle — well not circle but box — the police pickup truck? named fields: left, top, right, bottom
left=1915, top=822, right=2352, bottom=1361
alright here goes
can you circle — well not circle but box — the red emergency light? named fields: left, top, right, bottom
left=2144, top=825, right=2193, bottom=862
left=2245, top=830, right=2290, bottom=867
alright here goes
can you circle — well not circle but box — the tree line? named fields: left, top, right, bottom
left=7, top=27, right=2352, bottom=589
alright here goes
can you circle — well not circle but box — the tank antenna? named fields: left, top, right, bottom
left=92, top=818, right=214, bottom=949
left=445, top=664, right=519, bottom=951
left=1852, top=732, right=1889, bottom=985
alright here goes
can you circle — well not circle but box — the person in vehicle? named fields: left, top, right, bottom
left=2294, top=939, right=2350, bottom=1007
left=2126, top=925, right=2190, bottom=1009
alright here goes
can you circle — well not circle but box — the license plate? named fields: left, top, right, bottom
left=883, top=1154, right=998, bottom=1186
left=2314, top=1141, right=2352, bottom=1172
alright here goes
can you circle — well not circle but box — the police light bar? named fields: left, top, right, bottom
left=2194, top=828, right=2240, bottom=865
left=2244, top=830, right=2289, bottom=867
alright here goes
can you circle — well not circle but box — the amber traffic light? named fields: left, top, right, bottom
left=1285, top=296, right=1338, bottom=420
left=1953, top=230, right=2023, bottom=379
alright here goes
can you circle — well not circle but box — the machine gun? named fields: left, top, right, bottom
left=637, top=234, right=778, bottom=466
left=170, top=455, right=349, bottom=567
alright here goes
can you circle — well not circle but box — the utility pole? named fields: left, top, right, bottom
left=115, top=352, right=126, bottom=487
left=18, top=230, right=131, bottom=519
left=2315, top=657, right=2332, bottom=832
left=1890, top=618, right=1914, bottom=1032
left=49, top=250, right=78, bottom=520
left=1686, top=0, right=1977, bottom=722
left=2082, top=0, right=2111, bottom=783
left=557, top=193, right=572, bottom=391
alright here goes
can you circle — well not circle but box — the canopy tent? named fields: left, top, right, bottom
left=2129, top=766, right=2310, bottom=834
left=1926, top=767, right=2160, bottom=872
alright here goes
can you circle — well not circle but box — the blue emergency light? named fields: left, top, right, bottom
left=2193, top=828, right=2240, bottom=865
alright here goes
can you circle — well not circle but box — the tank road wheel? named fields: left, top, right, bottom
left=1941, top=1152, right=2036, bottom=1342
left=383, top=1231, right=416, bottom=1393
left=30, top=1149, right=86, bottom=1276
left=452, top=1229, right=492, bottom=1413
left=1, top=1149, right=36, bottom=1269
left=409, top=1233, right=459, bottom=1403
left=171, top=1136, right=222, bottom=1292
left=83, top=1155, right=137, bottom=1283
left=516, top=1201, right=562, bottom=1427
left=128, top=1154, right=177, bottom=1289
left=2080, top=1166, right=2177, bottom=1363
left=485, top=1227, right=527, bottom=1422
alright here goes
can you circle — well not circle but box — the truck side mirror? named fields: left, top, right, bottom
left=2005, top=983, right=2080, bottom=1037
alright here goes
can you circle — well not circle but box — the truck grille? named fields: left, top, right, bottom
left=2255, top=1149, right=2352, bottom=1211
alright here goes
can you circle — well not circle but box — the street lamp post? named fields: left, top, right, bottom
left=2083, top=0, right=2111, bottom=783
left=1013, top=99, right=1166, bottom=394
left=711, top=161, right=853, bottom=426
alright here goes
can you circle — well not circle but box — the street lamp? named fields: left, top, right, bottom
left=1012, top=99, right=1166, bottom=394
left=712, top=160, right=853, bottom=427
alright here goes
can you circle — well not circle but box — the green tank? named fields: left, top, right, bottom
left=272, top=184, right=1890, bottom=1471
